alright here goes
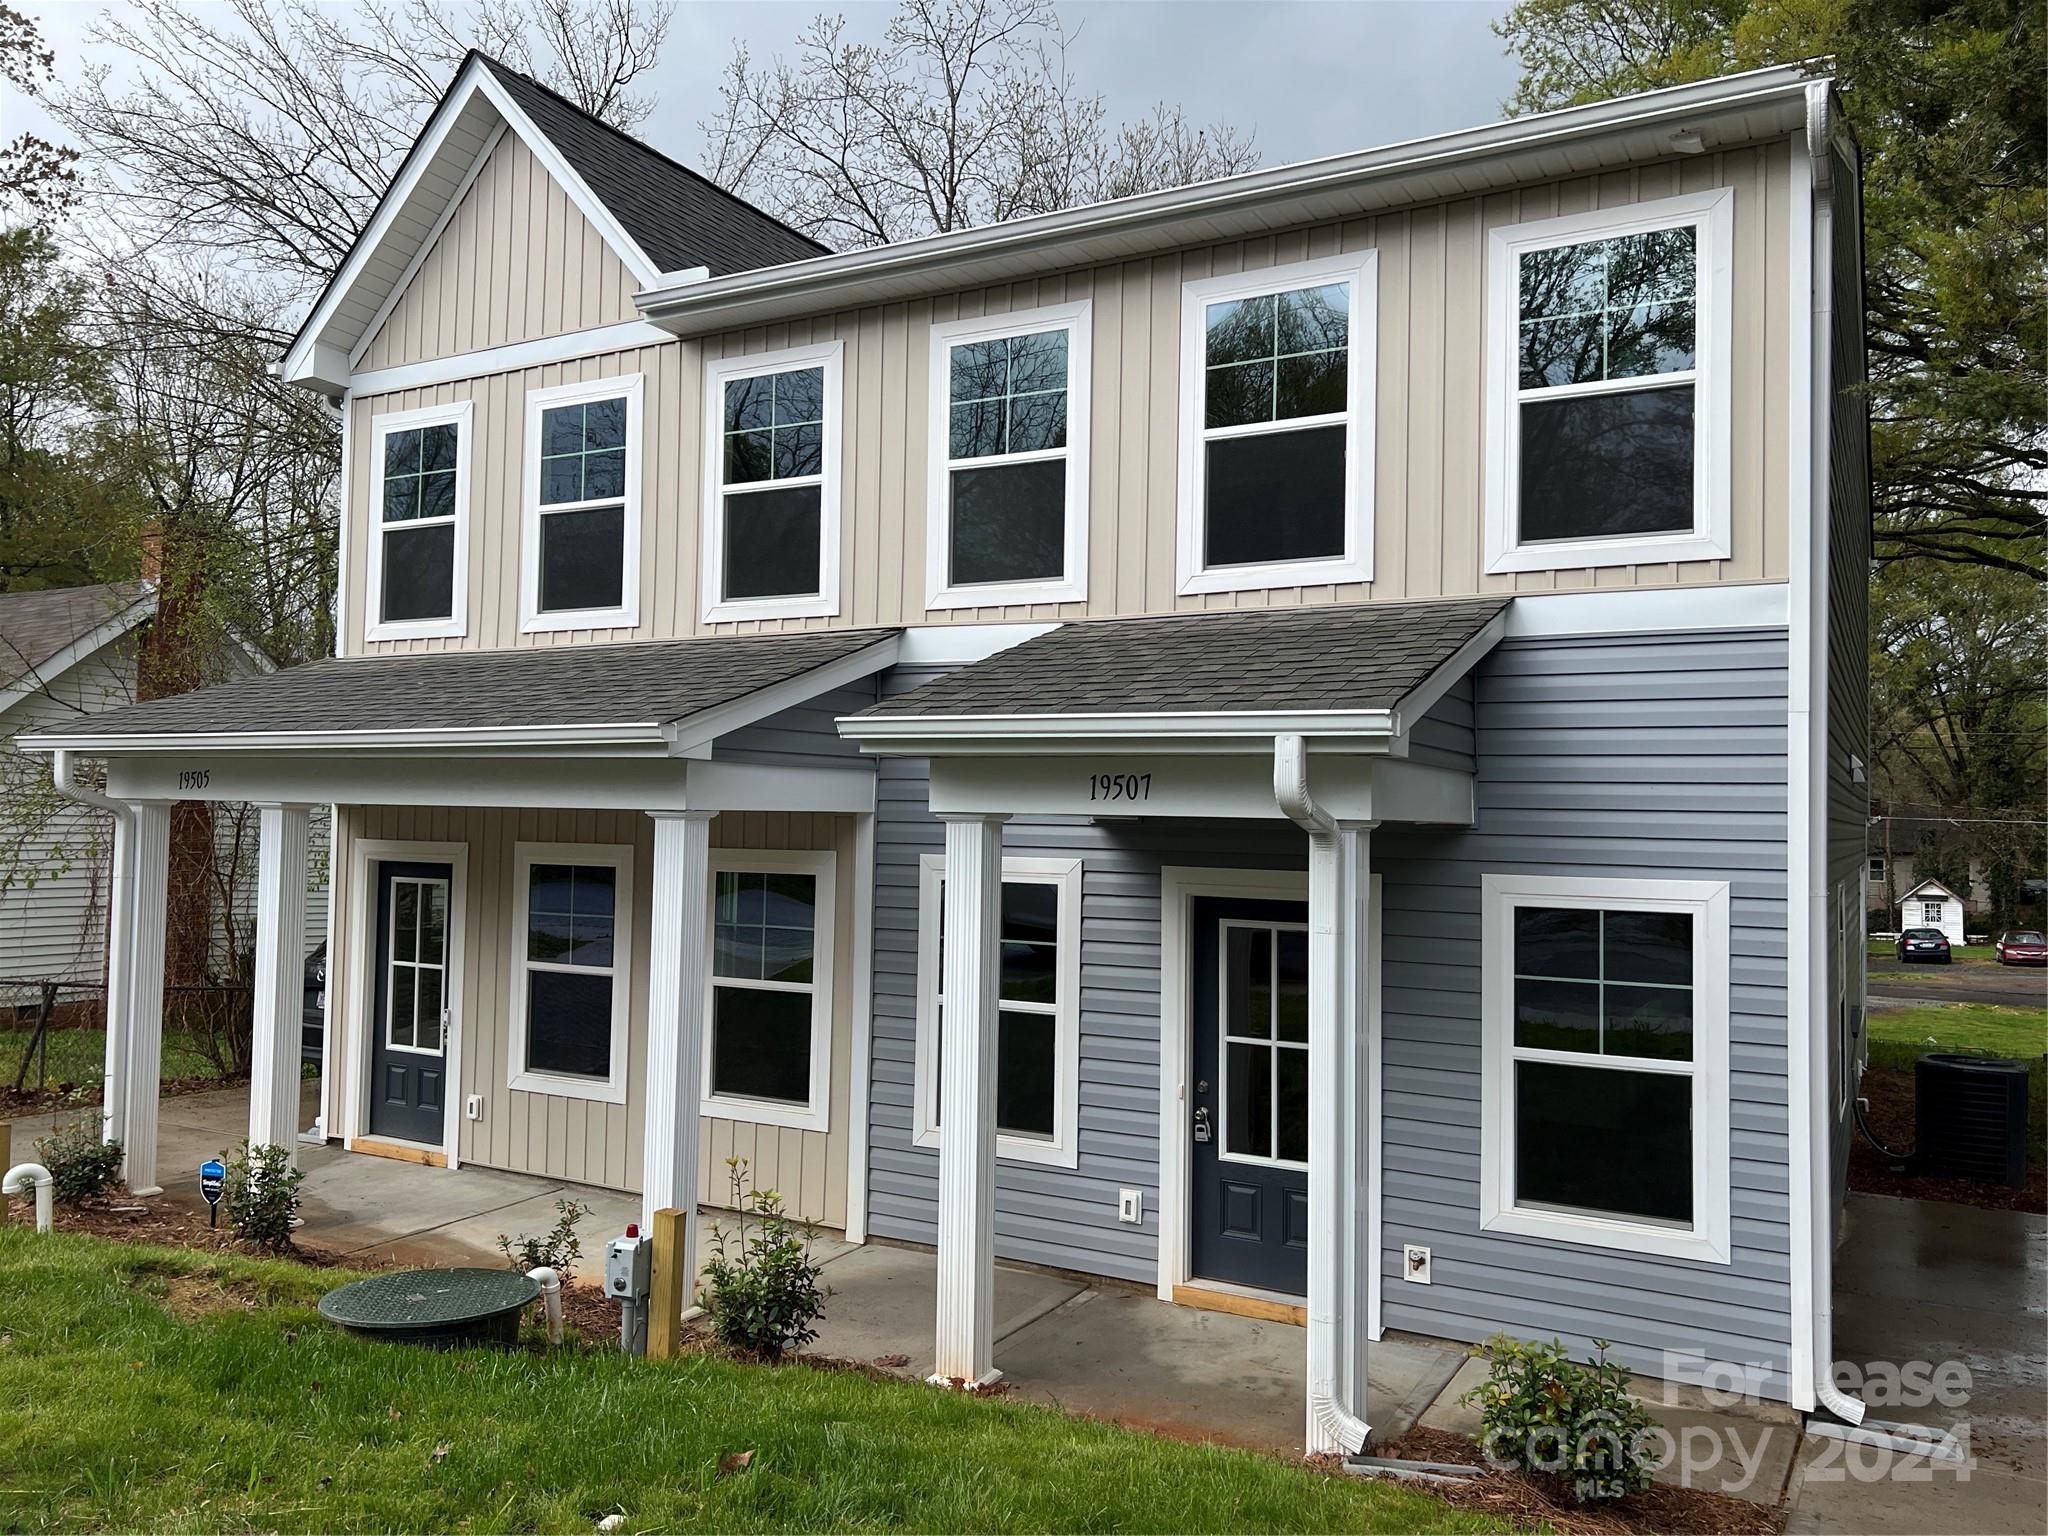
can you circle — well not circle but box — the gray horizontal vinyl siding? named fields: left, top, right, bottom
left=1407, top=675, right=1475, bottom=774
left=867, top=663, right=1307, bottom=1284
left=712, top=680, right=878, bottom=767
left=1374, top=627, right=1794, bottom=1398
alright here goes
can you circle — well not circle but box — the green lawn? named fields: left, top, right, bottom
left=1866, top=1002, right=2048, bottom=1061
left=2, top=1024, right=225, bottom=1096
left=0, top=1230, right=1510, bottom=1534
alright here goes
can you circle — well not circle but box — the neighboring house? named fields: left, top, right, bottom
left=22, top=56, right=1872, bottom=1446
left=1864, top=808, right=2001, bottom=916
left=0, top=581, right=329, bottom=1011
left=1896, top=879, right=1966, bottom=947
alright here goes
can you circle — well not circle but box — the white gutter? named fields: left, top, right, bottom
left=1273, top=733, right=1372, bottom=1456
left=638, top=63, right=1821, bottom=330
left=21, top=721, right=674, bottom=755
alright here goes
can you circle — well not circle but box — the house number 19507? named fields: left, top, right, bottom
left=1088, top=772, right=1151, bottom=803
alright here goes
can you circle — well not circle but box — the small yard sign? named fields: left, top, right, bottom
left=199, top=1159, right=226, bottom=1227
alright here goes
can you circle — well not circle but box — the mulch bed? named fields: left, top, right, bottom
left=1850, top=1061, right=2045, bottom=1213
left=1370, top=1426, right=1783, bottom=1536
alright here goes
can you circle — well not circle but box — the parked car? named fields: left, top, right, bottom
left=1895, top=927, right=1952, bottom=964
left=302, top=942, right=326, bottom=1065
left=1994, top=930, right=2047, bottom=967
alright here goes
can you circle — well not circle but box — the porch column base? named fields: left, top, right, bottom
left=933, top=812, right=1006, bottom=1387
left=113, top=801, right=171, bottom=1195
left=248, top=803, right=312, bottom=1161
left=642, top=810, right=717, bottom=1262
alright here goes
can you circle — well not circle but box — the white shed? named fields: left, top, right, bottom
left=1896, top=878, right=1966, bottom=947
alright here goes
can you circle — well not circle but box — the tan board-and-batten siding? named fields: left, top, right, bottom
left=327, top=803, right=859, bottom=1227
left=343, top=142, right=1792, bottom=654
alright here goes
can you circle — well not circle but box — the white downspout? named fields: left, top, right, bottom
left=51, top=750, right=133, bottom=1151
left=1274, top=733, right=1372, bottom=1455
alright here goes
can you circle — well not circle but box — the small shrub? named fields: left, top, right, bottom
left=496, top=1197, right=592, bottom=1273
left=221, top=1140, right=305, bottom=1252
left=1462, top=1333, right=1660, bottom=1502
left=699, top=1158, right=828, bottom=1361
left=35, top=1115, right=123, bottom=1205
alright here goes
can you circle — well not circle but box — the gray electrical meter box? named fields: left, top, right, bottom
left=604, top=1229, right=650, bottom=1300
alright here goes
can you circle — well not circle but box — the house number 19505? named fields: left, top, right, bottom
left=1088, top=772, right=1151, bottom=803
left=177, top=769, right=211, bottom=791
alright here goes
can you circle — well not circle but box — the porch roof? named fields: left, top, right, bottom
left=841, top=597, right=1509, bottom=753
left=22, top=628, right=900, bottom=756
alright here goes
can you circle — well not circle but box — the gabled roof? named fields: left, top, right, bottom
left=22, top=628, right=900, bottom=755
left=280, top=51, right=827, bottom=394
left=843, top=597, right=1510, bottom=752
left=0, top=581, right=154, bottom=711
left=1898, top=878, right=1965, bottom=905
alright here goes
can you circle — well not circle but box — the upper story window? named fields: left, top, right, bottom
left=1177, top=251, right=1377, bottom=595
left=925, top=301, right=1091, bottom=609
left=521, top=374, right=643, bottom=632
left=367, top=401, right=470, bottom=641
left=702, top=341, right=843, bottom=623
left=1484, top=189, right=1733, bottom=574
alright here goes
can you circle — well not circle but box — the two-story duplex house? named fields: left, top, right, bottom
left=26, top=54, right=1872, bottom=1450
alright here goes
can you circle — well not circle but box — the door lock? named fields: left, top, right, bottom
left=1192, top=1106, right=1212, bottom=1143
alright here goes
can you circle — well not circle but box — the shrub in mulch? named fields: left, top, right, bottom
left=1370, top=1425, right=1784, bottom=1536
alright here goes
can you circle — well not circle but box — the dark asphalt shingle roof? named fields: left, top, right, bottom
left=0, top=581, right=152, bottom=691
left=856, top=599, right=1511, bottom=720
left=481, top=60, right=829, bottom=277
left=43, top=628, right=895, bottom=741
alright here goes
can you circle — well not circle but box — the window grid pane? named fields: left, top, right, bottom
left=381, top=424, right=459, bottom=527
left=539, top=398, right=630, bottom=508
left=931, top=876, right=1062, bottom=1140
left=1202, top=282, right=1348, bottom=430
left=947, top=332, right=1068, bottom=461
left=1516, top=228, right=1697, bottom=392
left=724, top=368, right=825, bottom=485
left=1511, top=906, right=1692, bottom=1062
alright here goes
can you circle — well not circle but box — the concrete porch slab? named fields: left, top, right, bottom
left=804, top=1242, right=1086, bottom=1376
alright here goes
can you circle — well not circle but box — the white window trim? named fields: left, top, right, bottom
left=1479, top=872, right=1732, bottom=1265
left=365, top=400, right=472, bottom=642
left=1175, top=249, right=1377, bottom=595
left=700, top=339, right=844, bottom=624
left=701, top=847, right=838, bottom=1134
left=507, top=840, right=635, bottom=1106
left=913, top=852, right=1082, bottom=1169
left=924, top=299, right=1092, bottom=610
left=520, top=373, right=644, bottom=633
left=1482, top=187, right=1735, bottom=574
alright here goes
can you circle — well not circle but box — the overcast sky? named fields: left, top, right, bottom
left=6, top=1, right=1522, bottom=183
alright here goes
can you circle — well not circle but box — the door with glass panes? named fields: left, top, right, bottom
left=369, top=862, right=452, bottom=1144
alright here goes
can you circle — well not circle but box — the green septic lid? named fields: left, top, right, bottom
left=318, top=1268, right=539, bottom=1329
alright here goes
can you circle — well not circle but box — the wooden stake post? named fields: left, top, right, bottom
left=645, top=1206, right=690, bottom=1359
left=0, top=1121, right=13, bottom=1223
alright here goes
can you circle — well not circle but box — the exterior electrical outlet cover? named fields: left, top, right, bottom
left=465, top=1094, right=483, bottom=1121
left=1403, top=1244, right=1432, bottom=1284
left=1118, top=1188, right=1143, bottom=1224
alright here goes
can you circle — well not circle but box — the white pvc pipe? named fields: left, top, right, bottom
left=4, top=1163, right=54, bottom=1234
left=526, top=1266, right=563, bottom=1345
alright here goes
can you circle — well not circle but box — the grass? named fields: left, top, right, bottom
left=1, top=1024, right=226, bottom=1095
left=0, top=1230, right=1511, bottom=1534
left=1866, top=1002, right=2048, bottom=1061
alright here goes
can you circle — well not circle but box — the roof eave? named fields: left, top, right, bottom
left=838, top=708, right=1402, bottom=757
left=639, top=62, right=1824, bottom=337
left=16, top=721, right=674, bottom=756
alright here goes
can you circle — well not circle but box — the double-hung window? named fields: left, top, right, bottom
left=914, top=854, right=1081, bottom=1169
left=367, top=401, right=470, bottom=640
left=508, top=843, right=633, bottom=1105
left=925, top=301, right=1091, bottom=607
left=1484, top=189, right=1733, bottom=572
left=522, top=374, right=642, bottom=631
left=703, top=850, right=837, bottom=1133
left=702, top=341, right=842, bottom=622
left=1480, top=873, right=1731, bottom=1264
left=1177, top=251, right=1376, bottom=594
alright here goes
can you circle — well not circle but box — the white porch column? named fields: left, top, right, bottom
left=248, top=802, right=312, bottom=1160
left=1305, top=820, right=1373, bottom=1455
left=108, top=801, right=170, bottom=1195
left=933, top=811, right=1006, bottom=1387
left=642, top=810, right=716, bottom=1245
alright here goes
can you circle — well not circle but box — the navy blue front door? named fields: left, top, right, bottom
left=369, top=861, right=451, bottom=1145
left=1190, top=896, right=1311, bottom=1296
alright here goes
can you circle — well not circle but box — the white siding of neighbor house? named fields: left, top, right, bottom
left=342, top=142, right=1795, bottom=655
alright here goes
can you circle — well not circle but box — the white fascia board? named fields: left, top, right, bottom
left=660, top=634, right=903, bottom=756
left=839, top=709, right=1399, bottom=756
left=637, top=63, right=1822, bottom=334
left=895, top=622, right=1058, bottom=666
left=1502, top=582, right=1790, bottom=638
left=1387, top=607, right=1509, bottom=736
left=350, top=321, right=676, bottom=396
left=0, top=590, right=157, bottom=716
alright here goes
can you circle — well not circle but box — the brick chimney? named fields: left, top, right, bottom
left=140, top=521, right=163, bottom=585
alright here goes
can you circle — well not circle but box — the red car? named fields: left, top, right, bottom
left=1995, top=930, right=2047, bottom=966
